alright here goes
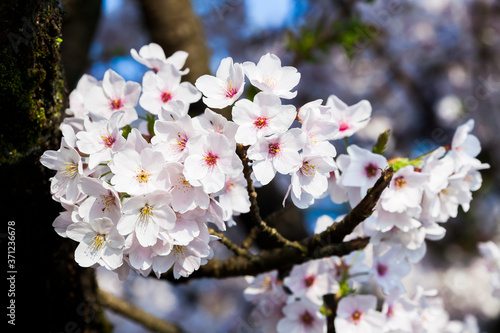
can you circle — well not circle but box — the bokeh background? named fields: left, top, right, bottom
left=60, top=0, right=500, bottom=331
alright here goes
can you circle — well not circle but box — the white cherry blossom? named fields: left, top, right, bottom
left=232, top=92, right=296, bottom=145
left=326, top=95, right=372, bottom=140
left=139, top=64, right=200, bottom=115
left=66, top=217, right=125, bottom=269
left=247, top=128, right=306, bottom=185
left=183, top=132, right=243, bottom=194
left=118, top=191, right=176, bottom=247
left=243, top=53, right=300, bottom=99
left=76, top=111, right=126, bottom=169
left=131, top=42, right=189, bottom=74
left=195, top=57, right=245, bottom=108
left=334, top=294, right=386, bottom=333
left=84, top=69, right=141, bottom=127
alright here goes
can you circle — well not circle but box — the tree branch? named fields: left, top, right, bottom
left=236, top=144, right=305, bottom=252
left=158, top=167, right=393, bottom=282
left=209, top=228, right=254, bottom=260
left=97, top=289, right=184, bottom=333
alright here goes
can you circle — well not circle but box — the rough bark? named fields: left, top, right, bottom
left=0, top=1, right=110, bottom=331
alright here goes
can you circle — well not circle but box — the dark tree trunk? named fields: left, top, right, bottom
left=0, top=1, right=110, bottom=332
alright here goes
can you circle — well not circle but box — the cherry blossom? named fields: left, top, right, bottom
left=164, top=162, right=209, bottom=213
left=195, top=57, right=245, bottom=108
left=131, top=42, right=189, bottom=74
left=325, top=95, right=372, bottom=140
left=139, top=64, right=200, bottom=115
left=247, top=128, right=306, bottom=185
left=379, top=165, right=427, bottom=213
left=40, top=136, right=84, bottom=203
left=110, top=146, right=170, bottom=196
left=183, top=132, right=243, bottom=194
left=84, top=69, right=141, bottom=127
left=243, top=53, right=300, bottom=99
left=232, top=92, right=297, bottom=145
left=118, top=191, right=176, bottom=247
left=76, top=111, right=126, bottom=169
left=277, top=299, right=327, bottom=333
left=337, top=144, right=388, bottom=206
left=78, top=177, right=121, bottom=223
left=66, top=217, right=125, bottom=269
left=334, top=294, right=386, bottom=333
left=283, top=259, right=339, bottom=305
left=288, top=154, right=337, bottom=208
left=152, top=115, right=197, bottom=163
left=371, top=246, right=411, bottom=294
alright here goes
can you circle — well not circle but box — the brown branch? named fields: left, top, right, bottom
left=209, top=228, right=254, bottom=260
left=97, top=289, right=184, bottom=333
left=305, top=166, right=393, bottom=252
left=236, top=144, right=305, bottom=252
left=158, top=165, right=393, bottom=283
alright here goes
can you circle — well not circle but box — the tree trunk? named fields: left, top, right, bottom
left=138, top=0, right=211, bottom=85
left=0, top=1, right=110, bottom=331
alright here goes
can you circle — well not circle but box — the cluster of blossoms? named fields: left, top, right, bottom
left=245, top=116, right=489, bottom=332
left=41, top=43, right=489, bottom=331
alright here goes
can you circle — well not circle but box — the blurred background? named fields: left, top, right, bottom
left=59, top=0, right=500, bottom=331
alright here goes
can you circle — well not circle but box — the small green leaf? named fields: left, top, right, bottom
left=319, top=305, right=333, bottom=316
left=146, top=112, right=156, bottom=137
left=372, top=129, right=390, bottom=155
left=121, top=125, right=132, bottom=139
left=55, top=37, right=63, bottom=43
left=389, top=157, right=422, bottom=172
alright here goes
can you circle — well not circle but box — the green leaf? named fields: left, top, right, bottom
left=146, top=112, right=156, bottom=137
left=121, top=125, right=132, bottom=139
left=389, top=157, right=422, bottom=172
left=372, top=129, right=390, bottom=155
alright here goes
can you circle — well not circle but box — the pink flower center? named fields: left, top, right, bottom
left=253, top=117, right=269, bottom=129
left=110, top=99, right=123, bottom=111
left=161, top=91, right=172, bottom=103
left=224, top=81, right=238, bottom=98
left=377, top=263, right=388, bottom=276
left=268, top=142, right=281, bottom=157
left=386, top=305, right=394, bottom=318
left=394, top=176, right=407, bottom=189
left=351, top=310, right=362, bottom=323
left=304, top=276, right=315, bottom=287
left=339, top=121, right=349, bottom=132
left=101, top=132, right=116, bottom=148
left=300, top=311, right=314, bottom=326
left=204, top=152, right=218, bottom=167
left=176, top=133, right=188, bottom=151
left=364, top=163, right=378, bottom=178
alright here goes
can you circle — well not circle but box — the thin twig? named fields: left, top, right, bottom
left=97, top=289, right=184, bottom=333
left=209, top=228, right=254, bottom=260
left=236, top=144, right=304, bottom=251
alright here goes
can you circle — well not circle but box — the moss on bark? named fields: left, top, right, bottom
left=0, top=0, right=64, bottom=165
